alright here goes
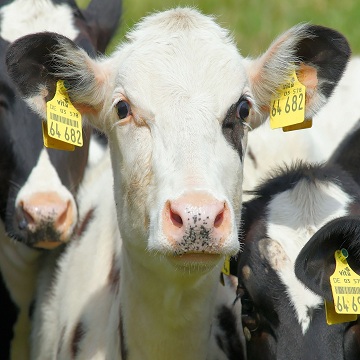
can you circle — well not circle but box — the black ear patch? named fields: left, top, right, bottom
left=295, top=216, right=360, bottom=300
left=296, top=25, right=351, bottom=98
left=6, top=32, right=78, bottom=100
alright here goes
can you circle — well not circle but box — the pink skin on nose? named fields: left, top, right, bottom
left=162, top=192, right=231, bottom=255
left=18, top=191, right=75, bottom=249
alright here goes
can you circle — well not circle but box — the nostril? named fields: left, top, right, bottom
left=19, top=202, right=35, bottom=226
left=170, top=208, right=183, bottom=228
left=18, top=218, right=28, bottom=231
left=214, top=209, right=224, bottom=228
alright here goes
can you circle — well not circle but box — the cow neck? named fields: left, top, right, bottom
left=120, top=244, right=221, bottom=360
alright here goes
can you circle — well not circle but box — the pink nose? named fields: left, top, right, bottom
left=17, top=191, right=75, bottom=248
left=162, top=192, right=231, bottom=253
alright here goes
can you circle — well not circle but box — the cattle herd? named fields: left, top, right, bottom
left=1, top=1, right=360, bottom=359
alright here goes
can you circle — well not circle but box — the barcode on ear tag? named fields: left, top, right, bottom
left=46, top=80, right=83, bottom=147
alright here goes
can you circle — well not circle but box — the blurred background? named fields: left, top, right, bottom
left=77, top=0, right=360, bottom=56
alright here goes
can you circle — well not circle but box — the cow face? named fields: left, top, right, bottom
left=0, top=0, right=121, bottom=248
left=6, top=9, right=350, bottom=270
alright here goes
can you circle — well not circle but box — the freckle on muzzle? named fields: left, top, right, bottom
left=161, top=191, right=232, bottom=255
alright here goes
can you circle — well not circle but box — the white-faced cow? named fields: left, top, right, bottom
left=238, top=158, right=360, bottom=359
left=6, top=7, right=350, bottom=360
left=0, top=0, right=121, bottom=358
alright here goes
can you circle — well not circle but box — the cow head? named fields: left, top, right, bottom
left=6, top=9, right=349, bottom=270
left=0, top=0, right=121, bottom=248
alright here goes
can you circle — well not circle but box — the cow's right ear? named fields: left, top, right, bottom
left=295, top=216, right=360, bottom=301
left=6, top=32, right=110, bottom=130
left=245, top=24, right=350, bottom=129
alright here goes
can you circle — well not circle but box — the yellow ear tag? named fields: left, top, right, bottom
left=42, top=122, right=75, bottom=151
left=46, top=80, right=83, bottom=147
left=282, top=119, right=312, bottom=132
left=269, top=69, right=308, bottom=131
left=329, top=249, right=360, bottom=317
left=222, top=255, right=231, bottom=276
left=325, top=299, right=357, bottom=325
left=220, top=256, right=231, bottom=286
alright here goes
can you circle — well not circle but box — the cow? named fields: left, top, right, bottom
left=6, top=7, right=350, bottom=359
left=238, top=162, right=360, bottom=358
left=0, top=0, right=121, bottom=358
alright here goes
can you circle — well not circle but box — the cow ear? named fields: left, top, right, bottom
left=6, top=32, right=110, bottom=130
left=81, top=0, right=122, bottom=53
left=295, top=216, right=360, bottom=301
left=245, top=24, right=351, bottom=128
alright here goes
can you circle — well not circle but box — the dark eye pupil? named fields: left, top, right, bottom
left=236, top=100, right=250, bottom=120
left=116, top=100, right=131, bottom=119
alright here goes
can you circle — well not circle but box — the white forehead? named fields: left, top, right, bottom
left=0, top=0, right=79, bottom=42
left=114, top=8, right=247, bottom=119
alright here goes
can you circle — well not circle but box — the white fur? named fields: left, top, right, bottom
left=266, top=179, right=352, bottom=333
left=32, top=149, right=242, bottom=359
left=0, top=0, right=78, bottom=42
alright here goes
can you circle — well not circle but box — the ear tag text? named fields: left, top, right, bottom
left=270, top=69, right=309, bottom=131
left=325, top=299, right=357, bottom=325
left=328, top=249, right=360, bottom=321
left=42, top=122, right=75, bottom=151
left=46, top=80, right=83, bottom=147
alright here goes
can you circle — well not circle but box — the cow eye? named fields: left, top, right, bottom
left=236, top=99, right=250, bottom=121
left=116, top=100, right=131, bottom=120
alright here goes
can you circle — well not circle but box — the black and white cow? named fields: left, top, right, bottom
left=0, top=0, right=121, bottom=358
left=238, top=160, right=360, bottom=359
left=6, top=7, right=350, bottom=359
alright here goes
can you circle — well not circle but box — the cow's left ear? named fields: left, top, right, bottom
left=295, top=216, right=360, bottom=301
left=245, top=24, right=351, bottom=128
left=6, top=32, right=111, bottom=131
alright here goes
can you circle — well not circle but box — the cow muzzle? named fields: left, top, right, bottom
left=161, top=191, right=232, bottom=260
left=16, top=191, right=76, bottom=249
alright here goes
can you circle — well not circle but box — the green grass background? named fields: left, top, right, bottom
left=77, top=0, right=360, bottom=57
